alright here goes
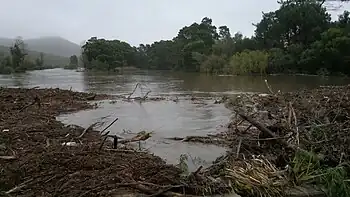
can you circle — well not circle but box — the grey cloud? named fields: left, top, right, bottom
left=0, top=0, right=348, bottom=46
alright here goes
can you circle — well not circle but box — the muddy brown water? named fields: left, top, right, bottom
left=1, top=68, right=350, bottom=172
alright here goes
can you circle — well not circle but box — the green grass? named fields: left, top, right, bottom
left=291, top=150, right=350, bottom=197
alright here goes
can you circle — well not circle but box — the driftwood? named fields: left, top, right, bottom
left=100, top=117, right=119, bottom=134
left=127, top=83, right=141, bottom=99
left=19, top=96, right=40, bottom=112
left=0, top=155, right=16, bottom=160
left=119, top=133, right=152, bottom=144
left=165, top=136, right=212, bottom=142
left=78, top=181, right=185, bottom=197
left=101, top=131, right=111, bottom=137
left=146, top=185, right=185, bottom=197
left=264, top=79, right=275, bottom=94
left=77, top=122, right=100, bottom=139
left=104, top=149, right=147, bottom=153
left=112, top=135, right=118, bottom=149
left=0, top=148, right=16, bottom=160
left=165, top=137, right=185, bottom=141
left=85, top=94, right=96, bottom=101
left=193, top=166, right=203, bottom=176
left=99, top=131, right=111, bottom=150
left=45, top=138, right=50, bottom=148
left=235, top=110, right=312, bottom=156
left=236, top=138, right=242, bottom=158
left=127, top=83, right=152, bottom=101
left=5, top=178, right=34, bottom=194
left=235, top=110, right=295, bottom=150
left=99, top=131, right=152, bottom=150
left=165, top=136, right=226, bottom=145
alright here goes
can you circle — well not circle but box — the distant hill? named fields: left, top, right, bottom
left=0, top=36, right=81, bottom=57
left=0, top=45, right=69, bottom=67
left=25, top=37, right=81, bottom=57
left=0, top=38, right=13, bottom=46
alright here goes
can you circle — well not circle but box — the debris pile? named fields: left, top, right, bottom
left=2, top=85, right=349, bottom=197
left=0, top=88, right=184, bottom=197
left=225, top=85, right=350, bottom=165
left=205, top=85, right=350, bottom=196
left=165, top=85, right=350, bottom=196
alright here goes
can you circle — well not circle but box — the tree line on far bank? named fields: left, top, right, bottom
left=0, top=37, right=79, bottom=74
left=0, top=38, right=45, bottom=74
left=81, top=0, right=350, bottom=76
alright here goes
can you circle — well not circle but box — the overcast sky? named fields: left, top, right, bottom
left=0, top=0, right=348, bottom=46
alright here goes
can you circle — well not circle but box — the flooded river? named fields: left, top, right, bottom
left=1, top=68, right=350, bottom=171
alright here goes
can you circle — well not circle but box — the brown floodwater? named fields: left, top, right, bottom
left=1, top=68, right=350, bottom=171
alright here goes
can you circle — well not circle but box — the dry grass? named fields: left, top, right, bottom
left=224, top=156, right=288, bottom=197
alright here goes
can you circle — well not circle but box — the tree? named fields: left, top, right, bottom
left=64, top=55, right=79, bottom=69
left=81, top=37, right=135, bottom=71
left=81, top=2, right=350, bottom=76
left=300, top=28, right=350, bottom=75
left=200, top=55, right=227, bottom=74
left=255, top=0, right=331, bottom=49
left=146, top=40, right=181, bottom=70
left=218, top=26, right=231, bottom=40
left=173, top=17, right=220, bottom=71
left=69, top=55, right=78, bottom=66
left=35, top=52, right=45, bottom=69
left=317, top=0, right=350, bottom=10
left=10, top=37, right=28, bottom=71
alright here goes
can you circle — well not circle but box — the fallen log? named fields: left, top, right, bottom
left=235, top=110, right=295, bottom=149
left=165, top=136, right=226, bottom=145
left=119, top=134, right=151, bottom=144
left=164, top=137, right=184, bottom=141
left=234, top=110, right=310, bottom=154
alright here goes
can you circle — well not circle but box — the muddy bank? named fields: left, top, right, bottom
left=0, top=88, right=190, bottom=197
left=4, top=86, right=348, bottom=197
left=172, top=85, right=350, bottom=197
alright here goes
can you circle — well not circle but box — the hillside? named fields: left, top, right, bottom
left=0, top=45, right=69, bottom=67
left=0, top=38, right=13, bottom=46
left=0, top=36, right=81, bottom=57
left=25, top=37, right=81, bottom=57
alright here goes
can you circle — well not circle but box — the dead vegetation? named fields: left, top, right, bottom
left=164, top=84, right=350, bottom=197
left=207, top=85, right=350, bottom=196
left=0, top=88, right=185, bottom=197
left=0, top=87, right=239, bottom=197
left=2, top=84, right=350, bottom=197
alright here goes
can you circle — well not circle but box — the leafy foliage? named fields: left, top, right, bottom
left=81, top=37, right=136, bottom=71
left=82, top=0, right=350, bottom=76
left=0, top=38, right=56, bottom=74
left=291, top=150, right=350, bottom=197
left=200, top=55, right=227, bottom=74
left=64, top=55, right=79, bottom=69
left=228, top=50, right=269, bottom=75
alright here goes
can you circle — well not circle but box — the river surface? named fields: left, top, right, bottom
left=1, top=68, right=350, bottom=171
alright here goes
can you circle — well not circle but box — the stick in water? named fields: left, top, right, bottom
left=100, top=117, right=119, bottom=134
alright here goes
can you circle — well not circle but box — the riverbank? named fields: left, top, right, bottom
left=2, top=86, right=349, bottom=197
left=171, top=85, right=350, bottom=197
left=0, top=88, right=188, bottom=196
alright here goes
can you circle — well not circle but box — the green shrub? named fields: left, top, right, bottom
left=226, top=50, right=268, bottom=75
